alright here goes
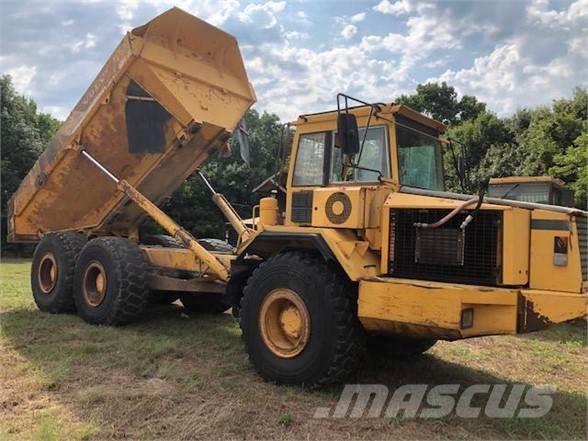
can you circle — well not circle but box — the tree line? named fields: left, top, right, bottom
left=1, top=74, right=586, bottom=255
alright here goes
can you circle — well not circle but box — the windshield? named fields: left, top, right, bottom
left=331, top=126, right=389, bottom=182
left=396, top=123, right=444, bottom=191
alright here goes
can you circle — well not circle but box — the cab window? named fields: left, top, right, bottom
left=292, top=132, right=327, bottom=186
left=397, top=121, right=444, bottom=191
left=331, top=126, right=389, bottom=182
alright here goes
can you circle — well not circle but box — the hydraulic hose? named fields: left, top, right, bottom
left=413, top=197, right=479, bottom=229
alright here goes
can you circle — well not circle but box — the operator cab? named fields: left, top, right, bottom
left=285, top=102, right=446, bottom=228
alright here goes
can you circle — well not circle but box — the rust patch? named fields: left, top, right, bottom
left=517, top=294, right=553, bottom=333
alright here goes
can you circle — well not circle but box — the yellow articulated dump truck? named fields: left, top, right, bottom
left=8, top=8, right=587, bottom=388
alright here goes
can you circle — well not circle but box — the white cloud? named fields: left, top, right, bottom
left=359, top=10, right=465, bottom=81
left=6, top=65, right=37, bottom=95
left=433, top=40, right=587, bottom=115
left=373, top=0, right=411, bottom=16
left=115, top=0, right=242, bottom=28
left=116, top=0, right=139, bottom=21
left=341, top=24, right=357, bottom=40
left=244, top=40, right=405, bottom=121
left=69, top=33, right=96, bottom=53
left=2, top=0, right=586, bottom=124
left=527, top=0, right=588, bottom=28
left=240, top=1, right=286, bottom=29
left=350, top=12, right=366, bottom=23
left=429, top=0, right=588, bottom=115
left=284, top=30, right=310, bottom=40
left=424, top=58, right=448, bottom=69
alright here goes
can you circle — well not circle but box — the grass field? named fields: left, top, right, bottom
left=1, top=259, right=586, bottom=440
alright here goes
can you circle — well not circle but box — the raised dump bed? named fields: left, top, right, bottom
left=8, top=7, right=255, bottom=242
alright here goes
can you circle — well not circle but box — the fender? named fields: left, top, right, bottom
left=236, top=226, right=380, bottom=281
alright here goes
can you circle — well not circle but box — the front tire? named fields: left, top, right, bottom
left=240, top=252, right=365, bottom=388
left=31, top=232, right=87, bottom=313
left=73, top=237, right=150, bottom=325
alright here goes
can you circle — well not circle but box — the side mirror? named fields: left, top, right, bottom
left=336, top=113, right=360, bottom=156
left=235, top=118, right=250, bottom=165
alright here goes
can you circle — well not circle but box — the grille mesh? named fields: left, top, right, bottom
left=291, top=191, right=313, bottom=223
left=576, top=216, right=588, bottom=281
left=389, top=209, right=501, bottom=285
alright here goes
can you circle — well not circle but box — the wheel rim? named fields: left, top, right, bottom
left=259, top=288, right=311, bottom=358
left=38, top=253, right=58, bottom=294
left=83, top=261, right=107, bottom=307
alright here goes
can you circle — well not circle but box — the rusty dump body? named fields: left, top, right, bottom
left=8, top=7, right=256, bottom=242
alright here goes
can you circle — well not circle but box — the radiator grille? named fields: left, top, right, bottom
left=291, top=191, right=313, bottom=224
left=389, top=209, right=501, bottom=285
left=576, top=216, right=588, bottom=281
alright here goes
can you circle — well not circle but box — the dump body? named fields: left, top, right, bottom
left=8, top=7, right=255, bottom=242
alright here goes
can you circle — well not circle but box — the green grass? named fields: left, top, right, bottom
left=1, top=259, right=586, bottom=440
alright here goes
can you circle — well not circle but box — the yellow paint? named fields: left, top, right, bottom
left=521, top=290, right=587, bottom=323
left=284, top=104, right=444, bottom=227
left=311, top=187, right=368, bottom=228
left=384, top=191, right=504, bottom=211
left=358, top=277, right=587, bottom=339
left=141, top=246, right=235, bottom=276
left=502, top=208, right=530, bottom=285
left=8, top=7, right=255, bottom=243
left=8, top=6, right=586, bottom=348
left=252, top=225, right=380, bottom=281
left=212, top=192, right=254, bottom=243
left=119, top=180, right=229, bottom=280
left=358, top=278, right=518, bottom=339
left=529, top=210, right=582, bottom=292
left=259, top=196, right=279, bottom=227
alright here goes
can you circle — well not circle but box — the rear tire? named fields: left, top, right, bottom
left=31, top=232, right=87, bottom=313
left=240, top=252, right=365, bottom=388
left=73, top=237, right=150, bottom=325
left=142, top=234, right=233, bottom=253
left=367, top=335, right=437, bottom=358
left=142, top=234, right=184, bottom=248
left=197, top=238, right=233, bottom=253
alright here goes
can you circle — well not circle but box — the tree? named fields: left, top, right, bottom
left=151, top=109, right=284, bottom=239
left=550, top=132, right=588, bottom=207
left=1, top=75, right=61, bottom=255
left=446, top=111, right=516, bottom=192
left=397, top=82, right=485, bottom=124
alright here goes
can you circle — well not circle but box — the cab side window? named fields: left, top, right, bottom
left=293, top=132, right=328, bottom=186
left=330, top=126, right=389, bottom=182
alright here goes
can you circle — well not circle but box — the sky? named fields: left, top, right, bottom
left=0, top=0, right=586, bottom=122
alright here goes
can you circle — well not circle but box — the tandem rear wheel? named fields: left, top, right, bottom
left=73, top=237, right=150, bottom=325
left=31, top=232, right=87, bottom=313
left=239, top=251, right=366, bottom=388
